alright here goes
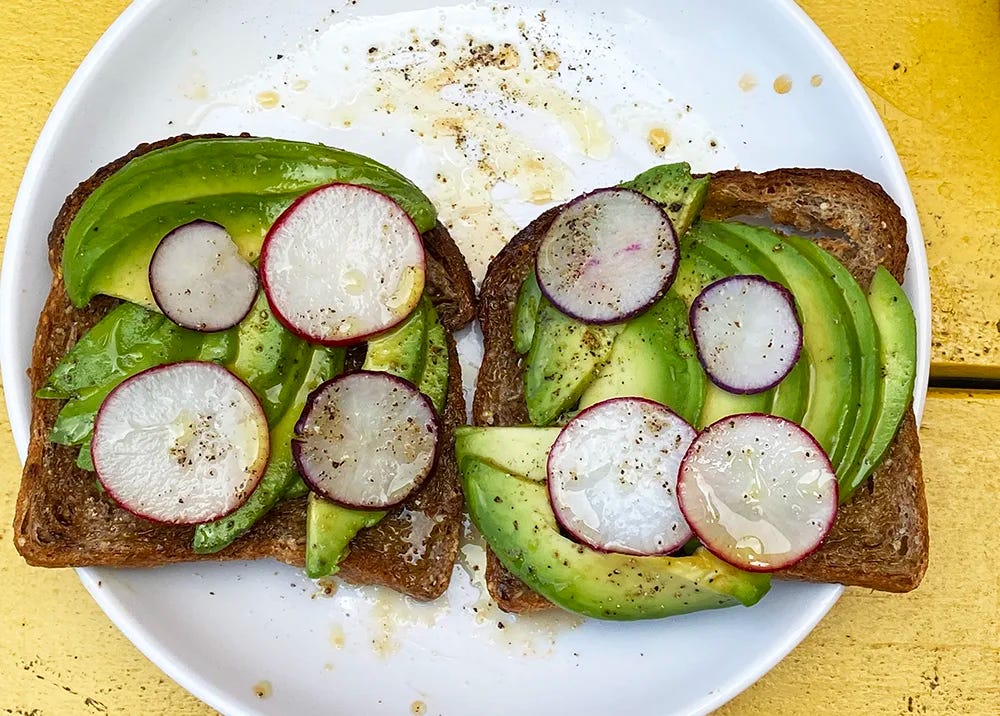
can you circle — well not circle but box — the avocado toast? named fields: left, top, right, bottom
left=13, top=134, right=477, bottom=600
left=465, top=166, right=928, bottom=615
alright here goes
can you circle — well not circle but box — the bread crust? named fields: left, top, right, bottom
left=13, top=134, right=477, bottom=601
left=474, top=168, right=929, bottom=612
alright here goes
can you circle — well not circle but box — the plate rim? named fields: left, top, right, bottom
left=0, top=1, right=929, bottom=714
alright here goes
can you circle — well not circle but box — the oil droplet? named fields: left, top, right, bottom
left=810, top=74, right=823, bottom=87
left=329, top=623, right=346, bottom=649
left=647, top=127, right=672, bottom=154
left=256, top=90, right=280, bottom=108
left=529, top=187, right=553, bottom=204
left=738, top=73, right=757, bottom=92
left=773, top=75, right=793, bottom=94
left=342, top=268, right=366, bottom=295
left=253, top=681, right=272, bottom=699
left=496, top=43, right=520, bottom=70
left=411, top=700, right=428, bottom=715
left=291, top=78, right=309, bottom=91
left=541, top=49, right=561, bottom=71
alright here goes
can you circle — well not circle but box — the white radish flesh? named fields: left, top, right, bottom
left=535, top=188, right=678, bottom=324
left=689, top=275, right=802, bottom=394
left=149, top=221, right=258, bottom=332
left=91, top=362, right=269, bottom=524
left=260, top=183, right=425, bottom=346
left=677, top=413, right=837, bottom=572
left=292, top=371, right=438, bottom=509
left=547, top=397, right=696, bottom=555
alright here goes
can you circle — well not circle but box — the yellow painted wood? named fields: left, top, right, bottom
left=797, top=0, right=1000, bottom=378
left=0, top=2, right=998, bottom=715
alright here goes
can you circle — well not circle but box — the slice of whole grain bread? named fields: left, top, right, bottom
left=13, top=134, right=477, bottom=601
left=474, top=168, right=929, bottom=613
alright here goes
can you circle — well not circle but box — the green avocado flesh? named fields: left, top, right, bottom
left=454, top=426, right=562, bottom=482
left=62, top=136, right=437, bottom=309
left=363, top=298, right=428, bottom=384
left=844, top=266, right=916, bottom=501
left=461, top=456, right=770, bottom=620
left=524, top=301, right=624, bottom=425
left=619, top=162, right=710, bottom=236
left=578, top=290, right=705, bottom=425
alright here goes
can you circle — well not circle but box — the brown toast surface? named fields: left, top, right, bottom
left=474, top=168, right=929, bottom=613
left=13, top=135, right=477, bottom=601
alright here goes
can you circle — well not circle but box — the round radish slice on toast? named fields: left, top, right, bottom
left=292, top=371, right=438, bottom=509
left=260, top=183, right=425, bottom=346
left=677, top=413, right=838, bottom=572
left=149, top=220, right=258, bottom=332
left=535, top=188, right=678, bottom=324
left=690, top=275, right=802, bottom=394
left=547, top=397, right=696, bottom=555
left=91, top=361, right=270, bottom=524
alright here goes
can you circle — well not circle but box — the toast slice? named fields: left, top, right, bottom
left=13, top=135, right=477, bottom=601
left=474, top=168, right=929, bottom=613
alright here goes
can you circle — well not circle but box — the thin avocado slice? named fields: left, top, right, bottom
left=694, top=221, right=857, bottom=463
left=305, top=496, right=386, bottom=578
left=229, top=292, right=302, bottom=425
left=524, top=302, right=624, bottom=426
left=579, top=290, right=706, bottom=425
left=193, top=345, right=345, bottom=553
left=462, top=457, right=770, bottom=620
left=620, top=162, right=710, bottom=236
left=513, top=273, right=543, bottom=355
left=63, top=137, right=438, bottom=308
left=417, top=301, right=449, bottom=413
left=363, top=298, right=428, bottom=384
left=454, top=426, right=562, bottom=482
left=39, top=302, right=167, bottom=399
left=784, top=234, right=879, bottom=485
left=844, top=266, right=917, bottom=501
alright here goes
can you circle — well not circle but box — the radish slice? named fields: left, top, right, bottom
left=677, top=413, right=838, bottom=572
left=260, top=183, right=425, bottom=346
left=292, top=371, right=438, bottom=509
left=535, top=188, right=678, bottom=324
left=689, top=275, right=802, bottom=394
left=91, top=362, right=269, bottom=524
left=546, top=397, right=696, bottom=555
left=149, top=221, right=258, bottom=332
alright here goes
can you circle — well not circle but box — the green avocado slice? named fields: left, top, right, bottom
left=363, top=297, right=428, bottom=384
left=578, top=290, right=706, bottom=425
left=843, top=266, right=917, bottom=501
left=462, top=457, right=770, bottom=620
left=513, top=273, right=543, bottom=355
left=784, top=234, right=879, bottom=485
left=455, top=425, right=561, bottom=481
left=417, top=301, right=450, bottom=413
left=619, top=162, right=710, bottom=236
left=63, top=136, right=438, bottom=309
left=524, top=302, right=624, bottom=426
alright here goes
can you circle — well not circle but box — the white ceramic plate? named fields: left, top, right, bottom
left=1, top=1, right=929, bottom=714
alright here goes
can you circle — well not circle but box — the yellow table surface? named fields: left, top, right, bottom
left=1, top=1, right=998, bottom=714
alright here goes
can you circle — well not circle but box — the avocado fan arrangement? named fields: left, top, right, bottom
left=14, top=135, right=917, bottom=623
